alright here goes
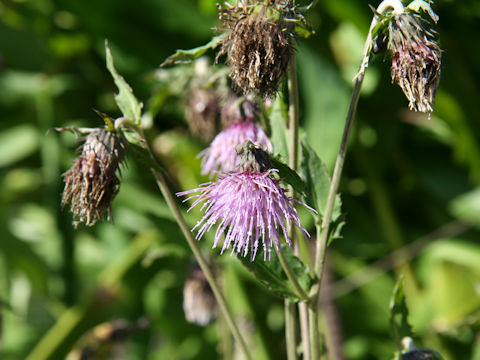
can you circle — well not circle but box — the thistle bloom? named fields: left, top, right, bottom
left=62, top=128, right=126, bottom=227
left=388, top=12, right=441, bottom=113
left=177, top=169, right=310, bottom=261
left=200, top=121, right=272, bottom=176
left=217, top=0, right=296, bottom=97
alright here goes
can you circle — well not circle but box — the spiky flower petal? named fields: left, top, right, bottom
left=388, top=12, right=441, bottom=113
left=218, top=0, right=296, bottom=97
left=200, top=121, right=273, bottom=176
left=177, top=170, right=310, bottom=261
left=62, top=128, right=126, bottom=227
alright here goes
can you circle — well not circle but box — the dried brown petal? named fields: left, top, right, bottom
left=388, top=13, right=441, bottom=113
left=62, top=128, right=126, bottom=227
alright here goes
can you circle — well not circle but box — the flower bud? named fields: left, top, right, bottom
left=218, top=0, right=296, bottom=97
left=62, top=128, right=126, bottom=227
left=388, top=12, right=441, bottom=113
left=185, top=88, right=222, bottom=143
left=183, top=266, right=217, bottom=326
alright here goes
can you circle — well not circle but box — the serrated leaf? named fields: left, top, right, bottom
left=407, top=0, right=439, bottom=23
left=105, top=40, right=143, bottom=125
left=270, top=155, right=306, bottom=195
left=389, top=276, right=413, bottom=348
left=269, top=94, right=289, bottom=161
left=160, top=34, right=225, bottom=67
left=300, top=141, right=341, bottom=221
left=240, top=244, right=312, bottom=301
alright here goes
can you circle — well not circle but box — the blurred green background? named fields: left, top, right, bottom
left=1, top=0, right=480, bottom=359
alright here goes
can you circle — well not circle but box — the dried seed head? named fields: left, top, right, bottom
left=218, top=1, right=296, bottom=97
left=185, top=88, right=222, bottom=143
left=183, top=266, right=217, bottom=326
left=388, top=12, right=441, bottom=113
left=62, top=128, right=126, bottom=227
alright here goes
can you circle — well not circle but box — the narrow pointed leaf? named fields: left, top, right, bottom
left=160, top=34, right=225, bottom=67
left=105, top=41, right=143, bottom=125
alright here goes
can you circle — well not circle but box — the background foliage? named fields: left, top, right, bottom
left=1, top=0, right=479, bottom=359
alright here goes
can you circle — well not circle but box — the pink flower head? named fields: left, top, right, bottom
left=199, top=121, right=273, bottom=176
left=177, top=170, right=310, bottom=261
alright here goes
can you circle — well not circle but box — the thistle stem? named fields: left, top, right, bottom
left=311, top=0, right=404, bottom=356
left=285, top=300, right=297, bottom=360
left=283, top=56, right=305, bottom=360
left=152, top=169, right=252, bottom=360
left=277, top=244, right=309, bottom=301
left=131, top=126, right=252, bottom=360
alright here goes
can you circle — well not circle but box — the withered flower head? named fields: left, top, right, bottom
left=217, top=0, right=297, bottom=97
left=388, top=12, right=441, bottom=113
left=221, top=94, right=259, bottom=128
left=185, top=88, right=222, bottom=143
left=62, top=128, right=126, bottom=227
left=183, top=266, right=217, bottom=326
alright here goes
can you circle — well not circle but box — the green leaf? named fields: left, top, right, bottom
left=240, top=244, right=312, bottom=301
left=160, top=34, right=225, bottom=67
left=105, top=40, right=143, bottom=125
left=269, top=94, right=289, bottom=161
left=407, top=0, right=439, bottom=23
left=270, top=155, right=306, bottom=195
left=389, top=276, right=413, bottom=348
left=300, top=141, right=341, bottom=221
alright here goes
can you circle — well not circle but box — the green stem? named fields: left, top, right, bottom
left=288, top=58, right=300, bottom=171
left=311, top=0, right=405, bottom=356
left=152, top=169, right=252, bottom=360
left=285, top=299, right=297, bottom=360
left=277, top=244, right=308, bottom=301
left=132, top=127, right=252, bottom=360
left=313, top=0, right=404, bottom=296
left=308, top=306, right=319, bottom=360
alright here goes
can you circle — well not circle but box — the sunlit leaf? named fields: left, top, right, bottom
left=407, top=0, right=439, bottom=23
left=105, top=40, right=143, bottom=125
left=389, top=276, right=413, bottom=348
left=160, top=34, right=224, bottom=67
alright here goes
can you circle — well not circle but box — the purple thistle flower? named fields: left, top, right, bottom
left=199, top=121, right=273, bottom=176
left=177, top=170, right=310, bottom=261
